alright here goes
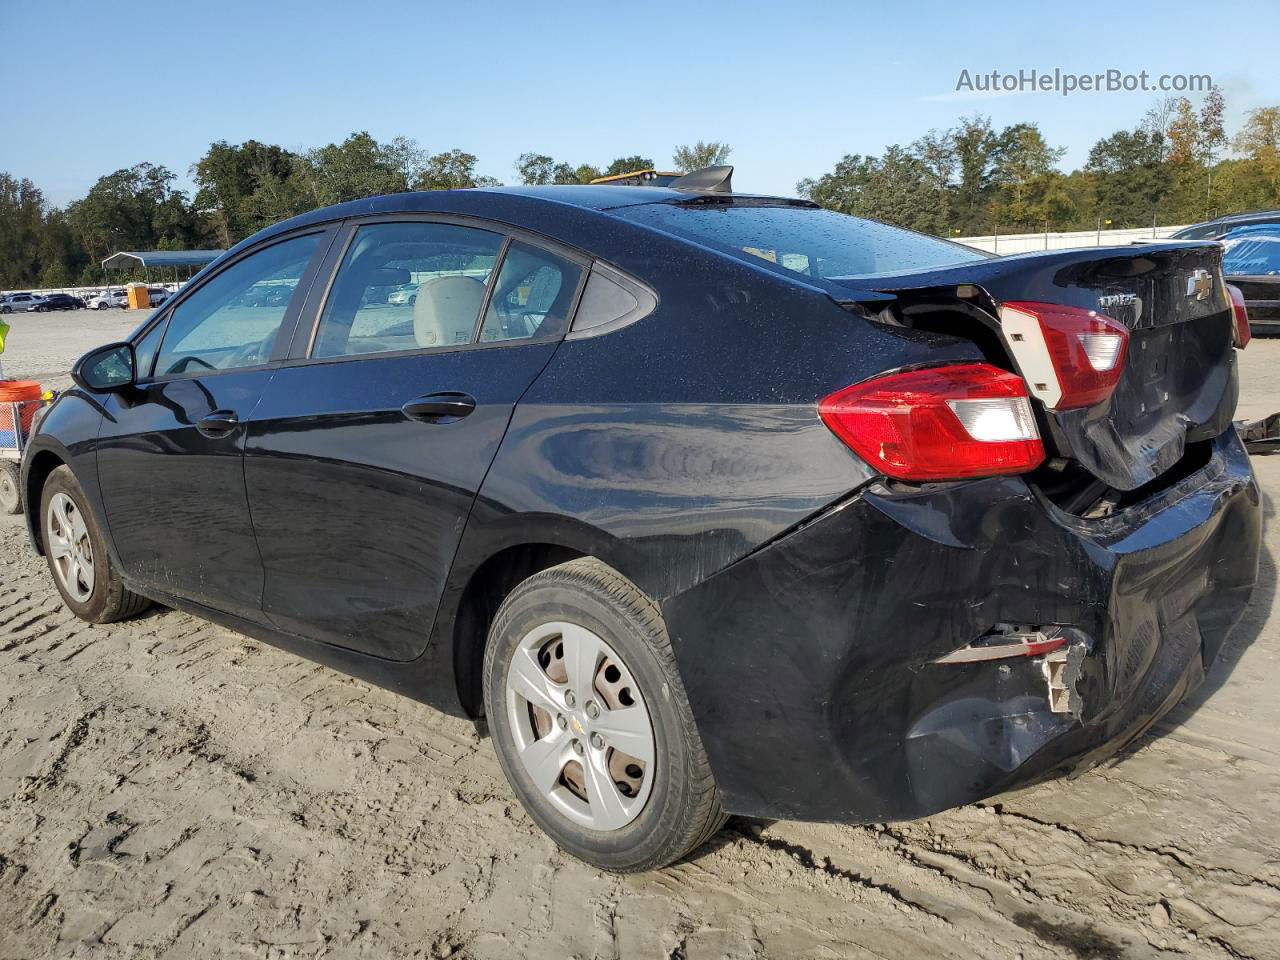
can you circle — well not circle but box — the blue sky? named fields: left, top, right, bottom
left=3, top=0, right=1276, bottom=206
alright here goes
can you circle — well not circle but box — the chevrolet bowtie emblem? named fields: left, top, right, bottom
left=1187, top=269, right=1213, bottom=301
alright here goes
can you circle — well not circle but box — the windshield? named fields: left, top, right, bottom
left=615, top=202, right=989, bottom=280
left=1222, top=225, right=1280, bottom=276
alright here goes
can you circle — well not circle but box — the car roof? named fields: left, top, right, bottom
left=221, top=185, right=807, bottom=265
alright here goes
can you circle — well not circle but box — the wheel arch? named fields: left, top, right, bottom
left=442, top=515, right=641, bottom=718
left=23, top=448, right=67, bottom=554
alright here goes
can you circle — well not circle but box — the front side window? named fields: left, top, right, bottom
left=616, top=202, right=989, bottom=280
left=479, top=241, right=583, bottom=343
left=313, top=222, right=504, bottom=358
left=154, top=233, right=320, bottom=377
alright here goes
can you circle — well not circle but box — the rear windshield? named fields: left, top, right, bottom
left=615, top=202, right=989, bottom=280
left=1223, top=226, right=1280, bottom=276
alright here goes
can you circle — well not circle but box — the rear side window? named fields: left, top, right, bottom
left=479, top=241, right=583, bottom=343
left=616, top=203, right=988, bottom=280
left=312, top=222, right=503, bottom=358
left=155, top=234, right=319, bottom=377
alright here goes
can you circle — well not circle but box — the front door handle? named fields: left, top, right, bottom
left=196, top=410, right=241, bottom=438
left=402, top=392, right=477, bottom=424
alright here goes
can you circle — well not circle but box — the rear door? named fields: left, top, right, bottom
left=244, top=217, right=586, bottom=659
left=95, top=229, right=332, bottom=620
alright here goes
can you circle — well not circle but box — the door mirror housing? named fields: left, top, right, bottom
left=72, top=342, right=136, bottom=392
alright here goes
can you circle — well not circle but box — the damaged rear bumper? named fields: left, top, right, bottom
left=662, top=427, right=1261, bottom=822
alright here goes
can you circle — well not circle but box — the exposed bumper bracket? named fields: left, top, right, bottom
left=1238, top=413, right=1280, bottom=454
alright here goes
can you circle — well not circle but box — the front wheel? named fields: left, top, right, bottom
left=483, top=558, right=726, bottom=872
left=40, top=465, right=150, bottom=623
left=96, top=302, right=108, bottom=310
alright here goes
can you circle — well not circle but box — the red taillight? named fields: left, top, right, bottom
left=1227, top=283, right=1251, bottom=348
left=819, top=363, right=1045, bottom=482
left=999, top=302, right=1129, bottom=410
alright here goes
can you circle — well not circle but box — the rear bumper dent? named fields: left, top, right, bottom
left=662, top=427, right=1260, bottom=822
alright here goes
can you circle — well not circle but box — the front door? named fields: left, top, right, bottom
left=95, top=231, right=329, bottom=620
left=244, top=220, right=586, bottom=659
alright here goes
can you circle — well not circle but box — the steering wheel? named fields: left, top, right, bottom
left=225, top=331, right=278, bottom=368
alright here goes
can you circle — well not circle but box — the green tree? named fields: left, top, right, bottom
left=192, top=139, right=305, bottom=246
left=798, top=145, right=950, bottom=234
left=0, top=174, right=46, bottom=288
left=604, top=155, right=656, bottom=176
left=67, top=163, right=210, bottom=268
left=1084, top=127, right=1170, bottom=227
left=991, top=124, right=1067, bottom=228
left=412, top=149, right=500, bottom=190
left=1233, top=106, right=1280, bottom=205
left=301, top=132, right=411, bottom=207
left=949, top=116, right=1003, bottom=232
left=672, top=141, right=732, bottom=172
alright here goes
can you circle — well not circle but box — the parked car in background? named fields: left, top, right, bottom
left=1222, top=223, right=1280, bottom=334
left=1170, top=209, right=1280, bottom=241
left=21, top=175, right=1260, bottom=873
left=147, top=288, right=170, bottom=307
left=1, top=292, right=46, bottom=313
left=87, top=289, right=128, bottom=310
left=29, top=293, right=85, bottom=312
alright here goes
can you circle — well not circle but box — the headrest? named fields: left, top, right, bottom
left=413, top=275, right=486, bottom=348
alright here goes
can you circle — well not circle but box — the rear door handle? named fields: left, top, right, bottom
left=402, top=392, right=477, bottom=424
left=196, top=410, right=241, bottom=438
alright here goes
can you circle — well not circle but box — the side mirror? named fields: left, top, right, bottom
left=72, top=342, right=136, bottom=392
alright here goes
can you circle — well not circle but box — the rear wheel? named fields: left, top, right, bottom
left=0, top=462, right=20, bottom=515
left=40, top=466, right=149, bottom=623
left=483, top=558, right=726, bottom=872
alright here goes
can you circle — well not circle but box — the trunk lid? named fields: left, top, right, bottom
left=829, top=243, right=1237, bottom=491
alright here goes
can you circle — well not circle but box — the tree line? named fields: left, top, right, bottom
left=799, top=90, right=1280, bottom=237
left=0, top=136, right=732, bottom=289
left=3, top=89, right=1279, bottom=289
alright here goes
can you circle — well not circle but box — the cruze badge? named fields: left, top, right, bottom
left=1098, top=293, right=1137, bottom=309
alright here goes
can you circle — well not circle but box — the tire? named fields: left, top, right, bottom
left=39, top=465, right=149, bottom=623
left=0, top=306, right=10, bottom=314
left=96, top=302, right=108, bottom=310
left=0, top=462, right=20, bottom=515
left=483, top=558, right=726, bottom=872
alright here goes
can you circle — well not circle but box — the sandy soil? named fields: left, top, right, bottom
left=2, top=311, right=1279, bottom=959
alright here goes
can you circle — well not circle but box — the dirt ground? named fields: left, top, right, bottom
left=2, top=310, right=1280, bottom=959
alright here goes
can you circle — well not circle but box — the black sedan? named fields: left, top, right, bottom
left=19, top=173, right=1260, bottom=872
left=29, top=292, right=85, bottom=312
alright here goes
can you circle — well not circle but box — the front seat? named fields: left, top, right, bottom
left=413, top=276, right=486, bottom=348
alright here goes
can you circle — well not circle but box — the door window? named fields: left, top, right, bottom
left=479, top=241, right=583, bottom=343
left=312, top=222, right=504, bottom=358
left=154, top=233, right=320, bottom=377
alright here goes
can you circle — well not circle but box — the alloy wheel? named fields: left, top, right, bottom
left=506, top=621, right=656, bottom=831
left=46, top=491, right=95, bottom=603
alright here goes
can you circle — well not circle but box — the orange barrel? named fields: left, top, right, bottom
left=0, top=381, right=44, bottom=439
